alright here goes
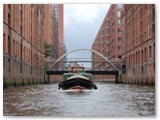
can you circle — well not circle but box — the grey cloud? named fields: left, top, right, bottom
left=64, top=4, right=110, bottom=67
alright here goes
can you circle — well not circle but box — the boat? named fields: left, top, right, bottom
left=58, top=66, right=97, bottom=90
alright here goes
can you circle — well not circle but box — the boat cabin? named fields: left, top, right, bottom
left=62, top=66, right=93, bottom=81
left=70, top=67, right=85, bottom=73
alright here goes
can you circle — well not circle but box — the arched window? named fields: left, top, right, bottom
left=15, top=41, right=17, bottom=56
left=144, top=47, right=147, bottom=61
left=13, top=40, right=15, bottom=56
left=149, top=46, right=152, bottom=58
left=142, top=66, right=143, bottom=74
left=139, top=51, right=140, bottom=64
left=18, top=42, right=19, bottom=58
left=132, top=54, right=134, bottom=65
left=136, top=52, right=138, bottom=64
left=8, top=35, right=10, bottom=55
left=24, top=46, right=25, bottom=60
left=141, top=50, right=143, bottom=63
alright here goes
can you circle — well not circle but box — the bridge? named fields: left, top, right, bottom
left=46, top=70, right=119, bottom=83
left=45, top=48, right=123, bottom=83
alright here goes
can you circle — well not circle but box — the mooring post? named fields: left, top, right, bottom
left=115, top=73, right=118, bottom=84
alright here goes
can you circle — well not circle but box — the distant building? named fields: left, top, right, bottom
left=92, top=4, right=123, bottom=81
left=51, top=4, right=65, bottom=70
left=43, top=4, right=54, bottom=46
left=51, top=4, right=58, bottom=64
left=121, top=4, right=155, bottom=85
left=3, top=4, right=46, bottom=86
left=45, top=4, right=65, bottom=82
left=43, top=4, right=54, bottom=69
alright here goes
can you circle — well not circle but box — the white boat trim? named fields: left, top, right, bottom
left=67, top=74, right=89, bottom=81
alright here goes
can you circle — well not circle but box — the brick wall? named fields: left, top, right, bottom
left=121, top=4, right=155, bottom=85
left=92, top=4, right=123, bottom=81
left=3, top=4, right=46, bottom=87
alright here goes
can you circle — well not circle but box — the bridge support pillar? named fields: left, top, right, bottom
left=115, top=74, right=118, bottom=84
left=47, top=75, right=50, bottom=83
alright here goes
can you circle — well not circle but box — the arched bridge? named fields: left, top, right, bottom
left=45, top=48, right=121, bottom=83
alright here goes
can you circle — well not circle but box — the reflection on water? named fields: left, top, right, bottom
left=3, top=82, right=155, bottom=116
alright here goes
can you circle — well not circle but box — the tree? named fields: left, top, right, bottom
left=44, top=43, right=51, bottom=58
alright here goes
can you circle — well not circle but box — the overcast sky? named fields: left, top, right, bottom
left=64, top=4, right=110, bottom=67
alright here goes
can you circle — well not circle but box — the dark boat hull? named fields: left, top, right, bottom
left=59, top=77, right=97, bottom=90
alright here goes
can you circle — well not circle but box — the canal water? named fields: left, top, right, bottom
left=3, top=82, right=155, bottom=117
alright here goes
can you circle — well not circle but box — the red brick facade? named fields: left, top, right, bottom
left=3, top=4, right=64, bottom=85
left=58, top=5, right=64, bottom=59
left=92, top=4, right=123, bottom=81
left=49, top=4, right=64, bottom=82
left=121, top=4, right=155, bottom=85
left=51, top=4, right=64, bottom=70
left=92, top=4, right=155, bottom=85
left=3, top=4, right=46, bottom=86
left=43, top=4, right=54, bottom=45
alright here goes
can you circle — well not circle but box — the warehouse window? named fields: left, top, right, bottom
left=141, top=67, right=143, bottom=74
left=117, top=11, right=121, bottom=17
left=13, top=40, right=15, bottom=56
left=117, top=20, right=121, bottom=25
left=149, top=46, right=152, bottom=58
left=8, top=35, right=11, bottom=55
left=118, top=37, right=122, bottom=43
left=118, top=28, right=121, bottom=34
left=141, top=50, right=143, bottom=63
left=118, top=46, right=122, bottom=53
left=144, top=47, right=147, bottom=61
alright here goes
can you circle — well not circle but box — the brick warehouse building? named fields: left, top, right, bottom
left=43, top=5, right=54, bottom=47
left=3, top=4, right=46, bottom=86
left=51, top=4, right=65, bottom=70
left=92, top=4, right=123, bottom=81
left=49, top=4, right=65, bottom=82
left=121, top=4, right=155, bottom=85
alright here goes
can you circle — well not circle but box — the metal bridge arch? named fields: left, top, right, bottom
left=49, top=48, right=118, bottom=71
